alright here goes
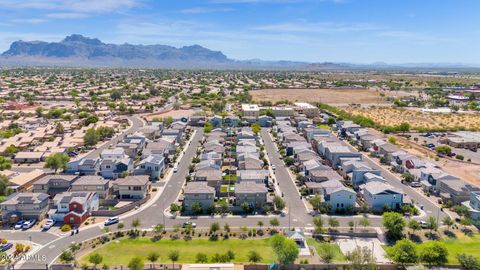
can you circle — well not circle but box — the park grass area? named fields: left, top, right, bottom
left=80, top=238, right=275, bottom=266
left=306, top=238, right=346, bottom=262
left=383, top=233, right=480, bottom=264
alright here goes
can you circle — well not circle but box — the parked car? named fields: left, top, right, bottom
left=272, top=165, right=276, bottom=170
left=14, top=220, right=26, bottom=230
left=104, top=217, right=120, bottom=226
left=22, top=219, right=37, bottom=229
left=42, top=219, right=56, bottom=230
left=0, top=243, right=13, bottom=252
left=173, top=164, right=178, bottom=173
left=426, top=143, right=436, bottom=148
left=410, top=181, right=422, bottom=188
left=182, top=222, right=196, bottom=228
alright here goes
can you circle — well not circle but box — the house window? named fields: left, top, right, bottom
left=106, top=165, right=111, bottom=169
left=133, top=186, right=142, bottom=191
left=70, top=217, right=74, bottom=223
left=141, top=165, right=145, bottom=169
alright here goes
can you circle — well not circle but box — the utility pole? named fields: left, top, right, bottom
left=288, top=201, right=291, bottom=230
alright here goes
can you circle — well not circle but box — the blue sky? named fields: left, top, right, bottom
left=0, top=0, right=478, bottom=64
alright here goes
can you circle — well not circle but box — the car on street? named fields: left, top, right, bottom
left=410, top=181, right=422, bottom=188
left=0, top=243, right=13, bottom=252
left=420, top=220, right=428, bottom=229
left=14, top=220, right=26, bottom=230
left=173, top=164, right=178, bottom=173
left=182, top=221, right=196, bottom=228
left=426, top=143, right=436, bottom=148
left=42, top=219, right=56, bottom=230
left=104, top=217, right=120, bottom=226
left=272, top=165, right=276, bottom=170
left=22, top=219, right=37, bottom=229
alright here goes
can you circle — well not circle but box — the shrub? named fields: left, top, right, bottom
left=61, top=224, right=72, bottom=232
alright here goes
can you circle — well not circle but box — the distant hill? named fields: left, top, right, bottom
left=1, top=34, right=479, bottom=70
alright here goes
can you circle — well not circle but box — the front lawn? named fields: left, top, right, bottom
left=80, top=237, right=275, bottom=266
left=306, top=238, right=346, bottom=262
left=384, top=233, right=480, bottom=264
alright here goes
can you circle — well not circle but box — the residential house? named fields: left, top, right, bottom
left=258, top=115, right=273, bottom=127
left=320, top=179, right=356, bottom=212
left=242, top=104, right=260, bottom=118
left=114, top=175, right=150, bottom=200
left=66, top=157, right=101, bottom=175
left=234, top=182, right=267, bottom=208
left=51, top=192, right=99, bottom=225
left=438, top=178, right=480, bottom=203
left=100, top=157, right=133, bottom=179
left=32, top=174, right=79, bottom=196
left=135, top=155, right=165, bottom=180
left=183, top=182, right=215, bottom=212
left=14, top=151, right=45, bottom=163
left=362, top=181, right=403, bottom=211
left=237, top=170, right=269, bottom=184
left=462, top=191, right=480, bottom=221
left=70, top=175, right=111, bottom=199
left=0, top=193, right=50, bottom=220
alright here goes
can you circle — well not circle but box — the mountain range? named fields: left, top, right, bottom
left=1, top=34, right=479, bottom=70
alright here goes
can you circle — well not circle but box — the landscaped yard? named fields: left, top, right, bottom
left=80, top=238, right=276, bottom=266
left=384, top=233, right=480, bottom=264
left=306, top=238, right=346, bottom=262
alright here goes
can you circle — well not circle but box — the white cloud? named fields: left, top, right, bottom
left=46, top=12, right=89, bottom=19
left=179, top=7, right=234, bottom=14
left=0, top=0, right=139, bottom=13
left=253, top=21, right=383, bottom=33
left=11, top=18, right=48, bottom=24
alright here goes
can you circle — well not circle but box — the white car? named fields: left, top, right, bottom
left=22, top=219, right=36, bottom=229
left=42, top=219, right=56, bottom=230
left=14, top=220, right=26, bottom=230
left=173, top=164, right=178, bottom=173
left=104, top=217, right=120, bottom=226
left=272, top=165, right=276, bottom=170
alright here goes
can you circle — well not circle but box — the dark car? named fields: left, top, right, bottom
left=0, top=242, right=13, bottom=252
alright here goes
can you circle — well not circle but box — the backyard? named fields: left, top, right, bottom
left=79, top=238, right=276, bottom=266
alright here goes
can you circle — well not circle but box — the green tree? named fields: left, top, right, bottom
left=154, top=224, right=165, bottom=234
left=435, top=145, right=452, bottom=156
left=59, top=250, right=74, bottom=263
left=204, top=122, right=213, bottom=133
left=84, top=128, right=99, bottom=146
left=426, top=216, right=438, bottom=239
left=0, top=156, right=12, bottom=170
left=457, top=253, right=480, bottom=270
left=270, top=235, right=299, bottom=266
left=382, top=212, right=406, bottom=240
left=328, top=217, right=340, bottom=230
left=54, top=123, right=64, bottom=135
left=191, top=202, right=203, bottom=215
left=273, top=196, right=286, bottom=211
left=196, top=253, right=208, bottom=263
left=346, top=246, right=376, bottom=270
left=89, top=253, right=103, bottom=269
left=442, top=216, right=454, bottom=231
left=209, top=222, right=220, bottom=235
left=397, top=122, right=410, bottom=134
left=251, top=122, right=261, bottom=134
left=170, top=203, right=180, bottom=214
left=168, top=250, right=180, bottom=268
left=131, top=218, right=141, bottom=229
left=128, top=257, right=144, bottom=270
left=318, top=244, right=337, bottom=263
left=44, top=153, right=69, bottom=173
left=4, top=144, right=18, bottom=156
left=270, top=218, right=280, bottom=230
left=147, top=252, right=160, bottom=267
left=408, top=219, right=420, bottom=235
left=247, top=250, right=263, bottom=263
left=387, top=239, right=418, bottom=267
left=241, top=202, right=250, bottom=213
left=419, top=242, right=448, bottom=266
left=359, top=216, right=370, bottom=230
left=313, top=217, right=324, bottom=234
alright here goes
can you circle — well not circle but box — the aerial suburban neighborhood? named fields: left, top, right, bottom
left=0, top=1, right=480, bottom=270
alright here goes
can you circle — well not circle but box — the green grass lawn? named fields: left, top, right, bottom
left=306, top=238, right=346, bottom=262
left=383, top=233, right=480, bottom=264
left=80, top=238, right=275, bottom=266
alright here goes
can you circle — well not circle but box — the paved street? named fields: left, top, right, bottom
left=7, top=126, right=443, bottom=269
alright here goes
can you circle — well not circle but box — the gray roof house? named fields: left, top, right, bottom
left=70, top=175, right=111, bottom=199
left=114, top=175, right=150, bottom=200
left=234, top=182, right=268, bottom=208
left=32, top=174, right=79, bottom=196
left=1, top=193, right=50, bottom=220
left=183, top=182, right=215, bottom=213
left=362, top=181, right=403, bottom=211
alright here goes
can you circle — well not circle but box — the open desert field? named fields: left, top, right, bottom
left=344, top=106, right=480, bottom=131
left=250, top=88, right=413, bottom=106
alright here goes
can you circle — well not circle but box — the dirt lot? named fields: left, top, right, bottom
left=145, top=109, right=196, bottom=121
left=345, top=107, right=480, bottom=131
left=250, top=88, right=412, bottom=106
